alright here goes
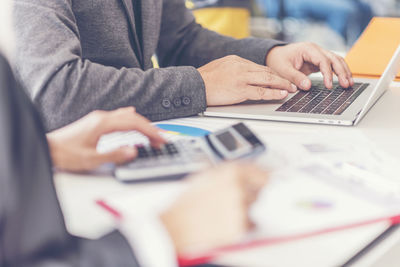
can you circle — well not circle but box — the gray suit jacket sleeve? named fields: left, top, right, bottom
left=0, top=55, right=139, bottom=267
left=13, top=0, right=282, bottom=132
left=157, top=0, right=285, bottom=68
left=13, top=0, right=207, bottom=131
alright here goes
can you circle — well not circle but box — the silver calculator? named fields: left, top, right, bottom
left=114, top=123, right=265, bottom=182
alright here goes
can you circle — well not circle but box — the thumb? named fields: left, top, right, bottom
left=94, top=146, right=138, bottom=166
left=285, top=68, right=312, bottom=91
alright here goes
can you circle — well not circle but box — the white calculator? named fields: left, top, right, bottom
left=114, top=123, right=265, bottom=182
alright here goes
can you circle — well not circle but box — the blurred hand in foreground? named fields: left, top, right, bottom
left=161, top=163, right=268, bottom=255
left=47, top=107, right=165, bottom=172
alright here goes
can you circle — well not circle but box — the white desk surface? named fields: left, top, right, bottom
left=55, top=82, right=400, bottom=267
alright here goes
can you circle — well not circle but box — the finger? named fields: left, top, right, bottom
left=100, top=108, right=166, bottom=146
left=246, top=86, right=288, bottom=101
left=246, top=71, right=297, bottom=93
left=235, top=163, right=268, bottom=205
left=306, top=49, right=333, bottom=89
left=235, top=56, right=279, bottom=74
left=296, top=45, right=333, bottom=89
left=281, top=67, right=312, bottom=91
left=325, top=53, right=350, bottom=88
left=93, top=146, right=138, bottom=167
left=123, top=114, right=166, bottom=147
left=238, top=182, right=256, bottom=232
left=234, top=56, right=297, bottom=92
left=325, top=52, right=353, bottom=85
left=301, top=64, right=320, bottom=75
left=247, top=218, right=256, bottom=231
left=340, top=57, right=355, bottom=86
left=241, top=166, right=268, bottom=192
left=246, top=65, right=280, bottom=76
left=330, top=57, right=349, bottom=88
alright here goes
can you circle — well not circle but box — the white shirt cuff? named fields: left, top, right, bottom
left=119, top=214, right=178, bottom=267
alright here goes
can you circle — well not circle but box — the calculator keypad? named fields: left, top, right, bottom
left=136, top=143, right=179, bottom=158
left=126, top=140, right=206, bottom=169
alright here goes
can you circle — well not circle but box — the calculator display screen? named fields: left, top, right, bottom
left=215, top=131, right=249, bottom=152
left=207, top=123, right=265, bottom=160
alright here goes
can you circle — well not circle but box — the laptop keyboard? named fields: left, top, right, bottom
left=276, top=82, right=369, bottom=115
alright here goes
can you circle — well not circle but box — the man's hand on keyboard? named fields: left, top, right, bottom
left=199, top=55, right=298, bottom=106
left=266, top=42, right=354, bottom=91
left=46, top=107, right=166, bottom=172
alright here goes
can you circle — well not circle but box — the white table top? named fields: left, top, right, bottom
left=55, top=81, right=400, bottom=267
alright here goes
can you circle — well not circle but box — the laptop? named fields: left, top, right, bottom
left=203, top=45, right=400, bottom=126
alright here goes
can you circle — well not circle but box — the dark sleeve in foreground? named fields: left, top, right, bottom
left=0, top=55, right=139, bottom=267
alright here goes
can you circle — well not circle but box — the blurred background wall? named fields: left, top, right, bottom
left=188, top=0, right=400, bottom=52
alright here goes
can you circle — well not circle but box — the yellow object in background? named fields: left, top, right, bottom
left=151, top=55, right=159, bottom=68
left=193, top=7, right=250, bottom=39
left=345, top=17, right=400, bottom=81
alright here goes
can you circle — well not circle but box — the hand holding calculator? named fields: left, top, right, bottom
left=115, top=123, right=265, bottom=182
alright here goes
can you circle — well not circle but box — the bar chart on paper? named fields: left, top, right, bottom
left=156, top=123, right=210, bottom=137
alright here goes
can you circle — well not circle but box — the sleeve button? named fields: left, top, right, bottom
left=162, top=98, right=171, bottom=108
left=182, top=96, right=191, bottom=106
left=173, top=98, right=182, bottom=107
